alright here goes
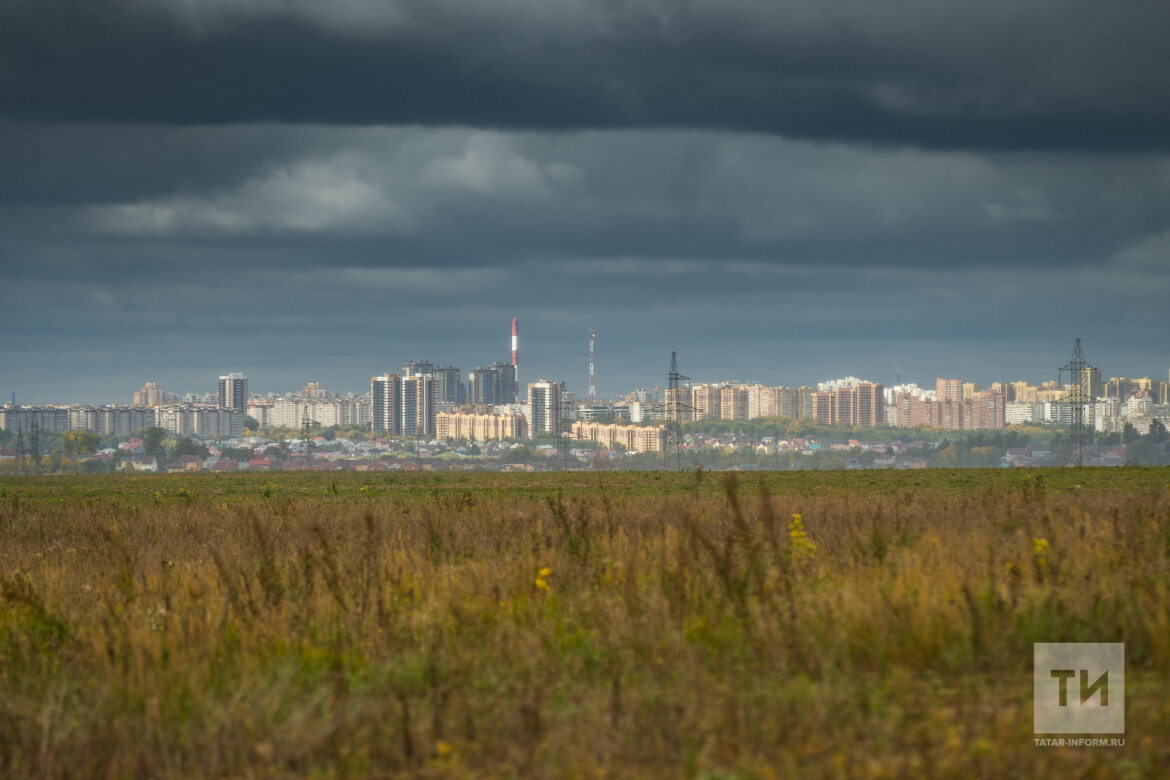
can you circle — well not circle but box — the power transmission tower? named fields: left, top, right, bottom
left=555, top=422, right=577, bottom=468
left=16, top=423, right=25, bottom=477
left=666, top=352, right=693, bottom=470
left=29, top=417, right=39, bottom=475
left=301, top=404, right=314, bottom=456
left=1059, top=338, right=1094, bottom=466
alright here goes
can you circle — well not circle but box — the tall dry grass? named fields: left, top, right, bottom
left=1, top=471, right=1168, bottom=778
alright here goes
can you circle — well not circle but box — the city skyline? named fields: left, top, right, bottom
left=6, top=334, right=1168, bottom=408
left=2, top=2, right=1168, bottom=403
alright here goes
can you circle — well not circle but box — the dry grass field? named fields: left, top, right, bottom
left=2, top=468, right=1169, bottom=778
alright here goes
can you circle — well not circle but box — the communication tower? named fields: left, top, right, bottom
left=588, top=327, right=596, bottom=403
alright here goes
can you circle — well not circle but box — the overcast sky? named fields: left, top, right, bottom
left=2, top=0, right=1168, bottom=404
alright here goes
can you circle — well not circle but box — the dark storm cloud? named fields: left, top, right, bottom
left=5, top=126, right=1167, bottom=271
left=1, top=1, right=1167, bottom=404
left=2, top=0, right=1169, bottom=150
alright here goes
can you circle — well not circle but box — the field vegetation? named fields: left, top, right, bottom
left=2, top=468, right=1169, bottom=777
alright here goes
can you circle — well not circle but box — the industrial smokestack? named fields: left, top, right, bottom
left=512, top=317, right=519, bottom=399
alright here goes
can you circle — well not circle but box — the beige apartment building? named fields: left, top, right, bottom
left=936, top=378, right=964, bottom=402
left=690, top=383, right=722, bottom=421
left=435, top=412, right=528, bottom=442
left=133, top=382, right=166, bottom=407
left=570, top=422, right=666, bottom=453
left=720, top=386, right=749, bottom=421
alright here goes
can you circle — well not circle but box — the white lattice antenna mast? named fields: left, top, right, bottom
left=588, top=327, right=596, bottom=403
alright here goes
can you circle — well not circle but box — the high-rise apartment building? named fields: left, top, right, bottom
left=776, top=386, right=798, bottom=418
left=1012, top=381, right=1039, bottom=404
left=976, top=390, right=1006, bottom=430
left=298, top=381, right=328, bottom=400
left=133, top=381, right=166, bottom=407
left=833, top=387, right=856, bottom=425
left=432, top=366, right=462, bottom=407
left=402, top=361, right=434, bottom=378
left=813, top=392, right=833, bottom=425
left=490, top=362, right=517, bottom=404
left=401, top=375, right=434, bottom=437
left=720, top=386, right=749, bottom=421
left=935, top=399, right=960, bottom=429
left=371, top=374, right=402, bottom=435
left=893, top=394, right=933, bottom=427
left=468, top=367, right=502, bottom=406
left=691, top=384, right=722, bottom=421
left=743, top=385, right=770, bottom=419
left=854, top=383, right=884, bottom=427
left=528, top=380, right=561, bottom=439
left=218, top=373, right=247, bottom=414
left=936, top=378, right=963, bottom=403
left=796, top=387, right=817, bottom=419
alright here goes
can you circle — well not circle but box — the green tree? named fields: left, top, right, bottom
left=222, top=446, right=254, bottom=462
left=969, top=446, right=1002, bottom=468
left=1147, top=419, right=1168, bottom=444
left=936, top=446, right=959, bottom=467
left=174, top=437, right=209, bottom=458
left=143, top=427, right=167, bottom=466
left=63, top=430, right=101, bottom=455
left=1122, top=422, right=1140, bottom=444
left=244, top=416, right=260, bottom=431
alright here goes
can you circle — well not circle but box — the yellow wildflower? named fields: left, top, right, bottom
left=789, top=514, right=817, bottom=560
left=1032, top=537, right=1049, bottom=568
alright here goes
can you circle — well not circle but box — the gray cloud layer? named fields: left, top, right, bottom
left=1, top=1, right=1168, bottom=403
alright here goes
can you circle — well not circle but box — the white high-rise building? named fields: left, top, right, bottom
left=527, top=380, right=561, bottom=439
left=218, top=373, right=248, bottom=414
left=371, top=374, right=402, bottom=435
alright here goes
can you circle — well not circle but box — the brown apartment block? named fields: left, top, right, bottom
left=833, top=387, right=856, bottom=425
left=813, top=392, right=834, bottom=425
left=890, top=388, right=1005, bottom=430
left=854, top=383, right=884, bottom=427
left=976, top=390, right=1006, bottom=429
left=894, top=394, right=933, bottom=427
left=804, top=383, right=885, bottom=427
